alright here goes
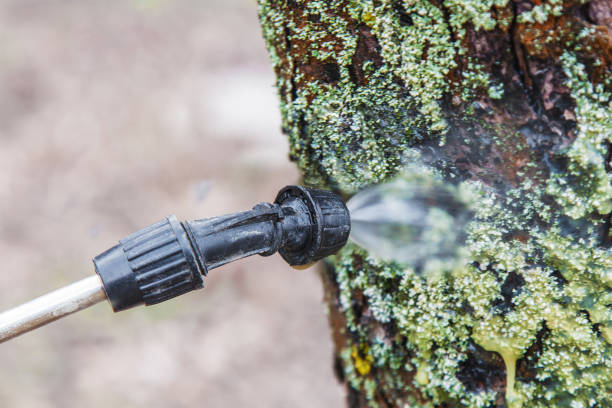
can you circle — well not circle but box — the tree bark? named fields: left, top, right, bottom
left=257, top=1, right=612, bottom=407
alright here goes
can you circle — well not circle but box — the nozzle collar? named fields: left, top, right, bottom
left=94, top=215, right=205, bottom=312
left=275, top=186, right=350, bottom=265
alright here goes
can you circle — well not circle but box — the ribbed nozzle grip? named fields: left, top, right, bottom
left=120, top=216, right=204, bottom=305
left=94, top=215, right=205, bottom=312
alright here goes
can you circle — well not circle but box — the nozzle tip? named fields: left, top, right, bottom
left=275, top=186, right=350, bottom=266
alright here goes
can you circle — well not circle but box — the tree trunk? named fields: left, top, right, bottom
left=257, top=1, right=612, bottom=407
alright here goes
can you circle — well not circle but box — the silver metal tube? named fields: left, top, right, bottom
left=0, top=275, right=107, bottom=343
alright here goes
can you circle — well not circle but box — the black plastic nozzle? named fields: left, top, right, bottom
left=93, top=186, right=350, bottom=312
left=274, top=186, right=351, bottom=265
left=93, top=215, right=205, bottom=312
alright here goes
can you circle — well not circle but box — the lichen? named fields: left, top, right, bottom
left=516, top=0, right=564, bottom=24
left=358, top=0, right=457, bottom=133
left=298, top=72, right=423, bottom=192
left=258, top=1, right=612, bottom=407
left=352, top=343, right=375, bottom=376
left=546, top=52, right=612, bottom=220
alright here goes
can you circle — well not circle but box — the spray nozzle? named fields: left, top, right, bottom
left=0, top=185, right=350, bottom=343
left=94, top=185, right=350, bottom=312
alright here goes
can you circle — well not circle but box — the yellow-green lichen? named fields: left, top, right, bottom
left=546, top=52, right=612, bottom=219
left=516, top=0, right=564, bottom=24
left=443, top=0, right=510, bottom=34
left=355, top=0, right=508, bottom=134
left=299, top=72, right=422, bottom=191
left=358, top=0, right=456, bottom=133
left=540, top=229, right=612, bottom=344
left=415, top=361, right=430, bottom=385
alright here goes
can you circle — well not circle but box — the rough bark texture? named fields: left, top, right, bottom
left=257, top=1, right=612, bottom=407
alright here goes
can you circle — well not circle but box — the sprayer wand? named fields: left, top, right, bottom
left=0, top=186, right=350, bottom=343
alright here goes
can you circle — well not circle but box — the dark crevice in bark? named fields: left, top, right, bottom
left=593, top=322, right=605, bottom=340
left=349, top=23, right=383, bottom=86
left=333, top=353, right=345, bottom=383
left=323, top=62, right=341, bottom=82
left=584, top=310, right=609, bottom=341
left=602, top=140, right=612, bottom=246
left=509, top=1, right=541, bottom=116
left=393, top=0, right=413, bottom=26
left=375, top=378, right=394, bottom=408
left=491, top=271, right=526, bottom=315
left=347, top=385, right=364, bottom=408
left=283, top=26, right=298, bottom=103
left=286, top=0, right=302, bottom=11
left=457, top=341, right=506, bottom=395
left=516, top=323, right=550, bottom=381
left=577, top=309, right=601, bottom=336
left=438, top=1, right=458, bottom=45
left=579, top=2, right=597, bottom=25
left=301, top=58, right=342, bottom=85
left=550, top=269, right=569, bottom=287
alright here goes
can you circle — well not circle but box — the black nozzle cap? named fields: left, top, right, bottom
left=275, top=186, right=350, bottom=265
left=93, top=215, right=205, bottom=312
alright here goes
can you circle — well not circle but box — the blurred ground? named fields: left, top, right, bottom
left=0, top=0, right=344, bottom=407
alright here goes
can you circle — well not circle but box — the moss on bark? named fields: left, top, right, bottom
left=257, top=1, right=612, bottom=407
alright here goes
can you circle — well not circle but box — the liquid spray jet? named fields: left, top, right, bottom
left=0, top=186, right=350, bottom=343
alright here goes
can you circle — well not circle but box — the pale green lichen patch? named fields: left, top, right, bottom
left=539, top=229, right=612, bottom=344
left=258, top=0, right=431, bottom=191
left=359, top=0, right=456, bottom=133
left=331, top=242, right=477, bottom=406
left=443, top=0, right=509, bottom=34
left=299, top=73, right=424, bottom=191
left=546, top=52, right=612, bottom=219
left=516, top=0, right=564, bottom=24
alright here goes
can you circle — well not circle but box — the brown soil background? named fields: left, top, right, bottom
left=0, top=0, right=344, bottom=406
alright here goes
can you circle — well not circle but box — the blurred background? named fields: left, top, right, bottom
left=0, top=0, right=344, bottom=406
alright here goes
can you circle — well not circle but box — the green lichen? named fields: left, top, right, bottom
left=356, top=0, right=509, bottom=132
left=299, top=72, right=422, bottom=192
left=357, top=0, right=456, bottom=133
left=333, top=242, right=478, bottom=405
left=546, top=52, right=612, bottom=219
left=443, top=0, right=509, bottom=33
left=516, top=0, right=564, bottom=24
left=540, top=229, right=612, bottom=343
left=258, top=1, right=612, bottom=407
